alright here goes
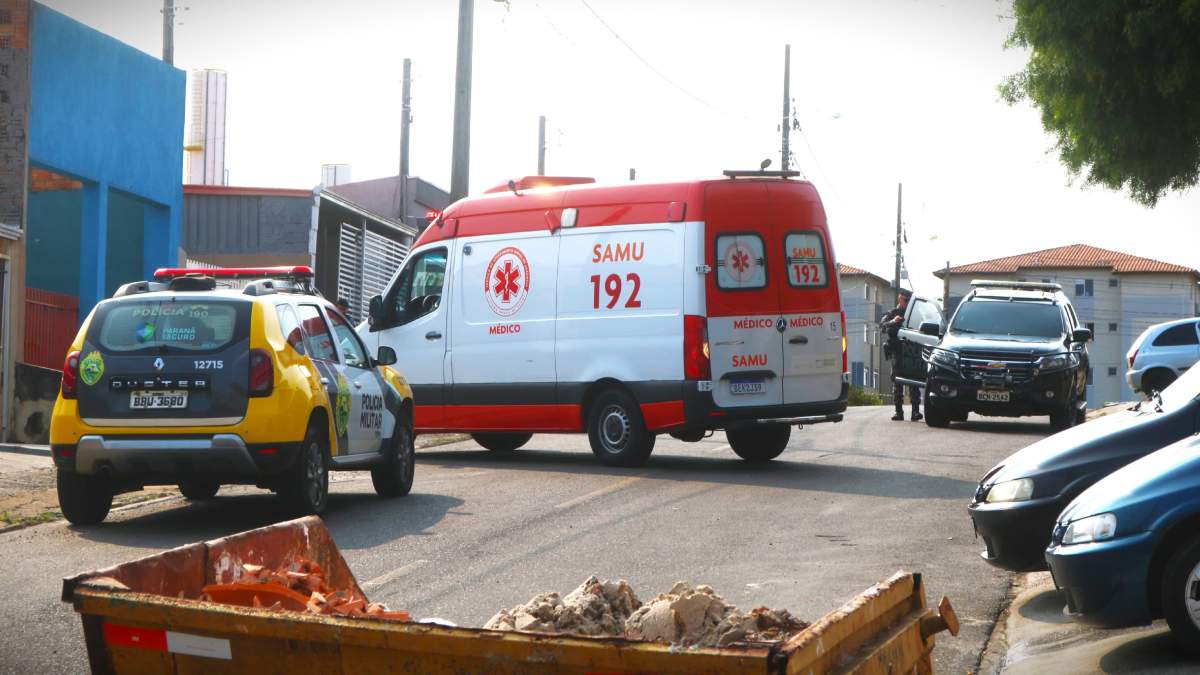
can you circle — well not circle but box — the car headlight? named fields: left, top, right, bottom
left=985, top=477, right=1034, bottom=503
left=1061, top=513, right=1117, bottom=545
left=929, top=348, right=959, bottom=370
left=1037, top=352, right=1080, bottom=373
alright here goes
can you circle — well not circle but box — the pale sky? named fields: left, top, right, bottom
left=43, top=0, right=1200, bottom=300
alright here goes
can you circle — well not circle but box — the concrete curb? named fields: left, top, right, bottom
left=0, top=443, right=51, bottom=457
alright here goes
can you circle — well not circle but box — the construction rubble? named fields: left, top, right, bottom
left=200, top=558, right=409, bottom=621
left=485, top=577, right=808, bottom=648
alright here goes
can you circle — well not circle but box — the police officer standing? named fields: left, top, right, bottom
left=882, top=289, right=922, bottom=422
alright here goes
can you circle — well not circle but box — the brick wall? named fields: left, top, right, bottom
left=29, top=167, right=81, bottom=191
left=0, top=0, right=29, bottom=227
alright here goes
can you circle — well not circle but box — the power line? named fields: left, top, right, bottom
left=577, top=0, right=721, bottom=112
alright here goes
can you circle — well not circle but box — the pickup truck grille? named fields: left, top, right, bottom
left=958, top=351, right=1038, bottom=385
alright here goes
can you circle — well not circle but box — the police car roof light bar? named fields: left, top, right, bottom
left=153, top=266, right=316, bottom=281
left=970, top=280, right=1062, bottom=292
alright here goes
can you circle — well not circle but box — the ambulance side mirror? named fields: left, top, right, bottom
left=375, top=345, right=397, bottom=367
left=367, top=294, right=384, bottom=332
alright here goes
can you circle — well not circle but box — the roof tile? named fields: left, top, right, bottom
left=939, top=244, right=1198, bottom=277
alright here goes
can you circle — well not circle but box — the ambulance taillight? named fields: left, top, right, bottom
left=841, top=310, right=848, bottom=374
left=684, top=315, right=711, bottom=380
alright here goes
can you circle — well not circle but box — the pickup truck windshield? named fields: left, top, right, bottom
left=949, top=301, right=1063, bottom=339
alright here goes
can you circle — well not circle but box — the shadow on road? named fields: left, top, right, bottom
left=70, top=490, right=464, bottom=552
left=1097, top=630, right=1188, bottom=673
left=952, top=419, right=1054, bottom=435
left=417, top=447, right=978, bottom=500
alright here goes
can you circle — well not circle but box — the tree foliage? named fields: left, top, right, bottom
left=1001, top=0, right=1200, bottom=206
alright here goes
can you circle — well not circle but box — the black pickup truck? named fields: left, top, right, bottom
left=893, top=281, right=1091, bottom=430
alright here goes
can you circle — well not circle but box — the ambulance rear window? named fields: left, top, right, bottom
left=785, top=232, right=829, bottom=288
left=96, top=301, right=241, bottom=353
left=715, top=234, right=766, bottom=290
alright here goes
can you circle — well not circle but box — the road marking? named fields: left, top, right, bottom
left=554, top=476, right=643, bottom=510
left=362, top=559, right=430, bottom=590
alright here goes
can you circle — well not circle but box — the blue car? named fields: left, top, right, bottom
left=1045, top=434, right=1200, bottom=655
left=969, top=365, right=1200, bottom=571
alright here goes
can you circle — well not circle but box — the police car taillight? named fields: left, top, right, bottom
left=61, top=350, right=81, bottom=399
left=684, top=315, right=711, bottom=380
left=248, top=349, right=274, bottom=397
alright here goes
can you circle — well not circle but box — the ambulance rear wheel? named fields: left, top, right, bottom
left=727, top=424, right=791, bottom=462
left=587, top=389, right=655, bottom=467
left=472, top=433, right=533, bottom=453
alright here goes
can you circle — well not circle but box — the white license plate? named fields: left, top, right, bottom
left=730, top=380, right=765, bottom=395
left=977, top=390, right=1010, bottom=402
left=130, top=390, right=188, bottom=409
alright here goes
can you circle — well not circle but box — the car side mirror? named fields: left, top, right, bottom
left=375, top=345, right=397, bottom=367
left=367, top=294, right=384, bottom=332
left=1072, top=328, right=1093, bottom=343
left=920, top=321, right=941, bottom=337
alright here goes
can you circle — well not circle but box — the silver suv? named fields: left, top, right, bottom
left=1126, top=318, right=1200, bottom=394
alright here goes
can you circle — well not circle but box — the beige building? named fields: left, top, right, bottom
left=838, top=263, right=898, bottom=399
left=936, top=245, right=1200, bottom=406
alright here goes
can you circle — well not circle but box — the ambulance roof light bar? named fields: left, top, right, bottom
left=152, top=266, right=315, bottom=281
left=723, top=170, right=802, bottom=179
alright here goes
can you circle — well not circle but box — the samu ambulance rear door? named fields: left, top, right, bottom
left=769, top=182, right=844, bottom=405
left=704, top=181, right=784, bottom=408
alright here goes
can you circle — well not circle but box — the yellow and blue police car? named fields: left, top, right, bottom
left=49, top=266, right=415, bottom=524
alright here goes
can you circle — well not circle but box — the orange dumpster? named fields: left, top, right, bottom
left=62, top=516, right=958, bottom=674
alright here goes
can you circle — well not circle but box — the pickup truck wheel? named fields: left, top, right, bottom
left=471, top=433, right=532, bottom=452
left=372, top=417, right=415, bottom=498
left=1049, top=405, right=1076, bottom=431
left=282, top=425, right=329, bottom=514
left=727, top=424, right=790, bottom=462
left=924, top=400, right=951, bottom=428
left=1161, top=538, right=1200, bottom=656
left=178, top=481, right=220, bottom=500
left=56, top=471, right=113, bottom=525
left=587, top=389, right=654, bottom=467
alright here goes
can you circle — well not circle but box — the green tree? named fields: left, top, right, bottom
left=1001, top=1, right=1200, bottom=206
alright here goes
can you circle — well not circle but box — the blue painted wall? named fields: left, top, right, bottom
left=26, top=190, right=81, bottom=297
left=28, top=3, right=184, bottom=317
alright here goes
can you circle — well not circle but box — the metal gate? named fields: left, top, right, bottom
left=337, top=223, right=409, bottom=323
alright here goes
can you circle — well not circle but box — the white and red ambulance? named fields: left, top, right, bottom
left=360, top=171, right=848, bottom=466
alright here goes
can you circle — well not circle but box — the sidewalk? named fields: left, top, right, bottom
left=986, top=572, right=1193, bottom=674
left=0, top=443, right=50, bottom=476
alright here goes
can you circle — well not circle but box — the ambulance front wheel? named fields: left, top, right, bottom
left=727, top=424, right=791, bottom=462
left=472, top=433, right=533, bottom=452
left=587, top=389, right=655, bottom=467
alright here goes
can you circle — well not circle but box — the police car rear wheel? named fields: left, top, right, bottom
left=372, top=417, right=415, bottom=498
left=178, top=480, right=220, bottom=500
left=472, top=433, right=533, bottom=452
left=1161, top=538, right=1200, bottom=656
left=57, top=470, right=113, bottom=525
left=284, top=426, right=329, bottom=514
left=588, top=390, right=654, bottom=467
left=727, top=424, right=790, bottom=462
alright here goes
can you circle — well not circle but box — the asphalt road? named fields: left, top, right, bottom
left=0, top=406, right=1048, bottom=674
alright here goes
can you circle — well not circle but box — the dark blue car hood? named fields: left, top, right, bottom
left=981, top=403, right=1197, bottom=498
left=1058, top=434, right=1200, bottom=533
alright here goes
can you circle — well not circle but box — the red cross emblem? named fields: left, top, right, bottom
left=724, top=241, right=757, bottom=282
left=484, top=247, right=531, bottom=316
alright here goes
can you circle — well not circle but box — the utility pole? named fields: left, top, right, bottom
left=162, top=0, right=175, bottom=65
left=537, top=116, right=546, bottom=176
left=943, top=261, right=951, bottom=313
left=450, top=0, right=474, bottom=202
left=629, top=168, right=636, bottom=181
left=894, top=183, right=903, bottom=304
left=399, top=58, right=412, bottom=224
left=781, top=44, right=791, bottom=171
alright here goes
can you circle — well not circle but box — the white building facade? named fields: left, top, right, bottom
left=839, top=264, right=897, bottom=398
left=937, top=245, right=1200, bottom=407
left=186, top=69, right=227, bottom=186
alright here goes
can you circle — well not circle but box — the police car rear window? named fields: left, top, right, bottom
left=96, top=301, right=240, bottom=352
